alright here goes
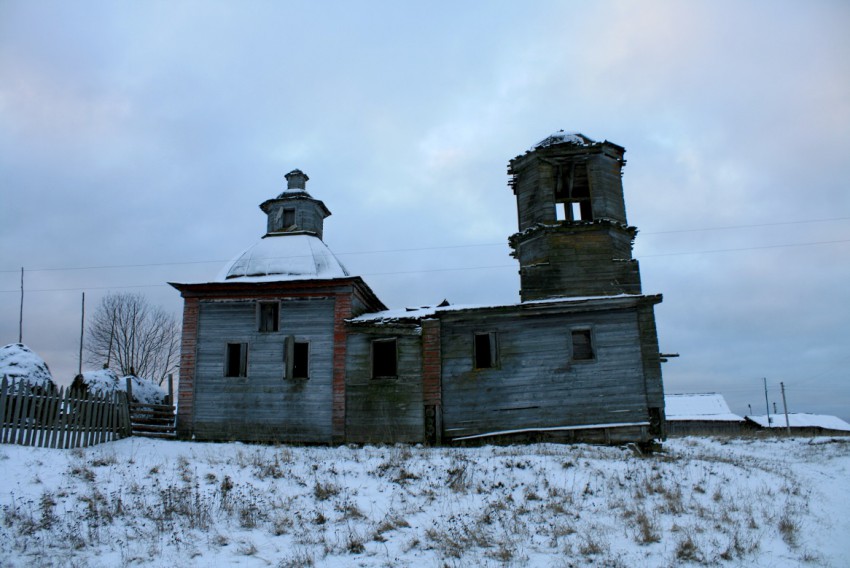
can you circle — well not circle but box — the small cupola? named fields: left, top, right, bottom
left=284, top=169, right=309, bottom=192
left=259, top=169, right=332, bottom=239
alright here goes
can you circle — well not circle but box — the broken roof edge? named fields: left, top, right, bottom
left=508, top=220, right=637, bottom=242
left=168, top=274, right=387, bottom=311
left=348, top=293, right=662, bottom=325
left=508, top=135, right=626, bottom=173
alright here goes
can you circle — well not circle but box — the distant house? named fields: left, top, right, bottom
left=170, top=133, right=667, bottom=446
left=746, top=413, right=850, bottom=436
left=664, top=393, right=745, bottom=436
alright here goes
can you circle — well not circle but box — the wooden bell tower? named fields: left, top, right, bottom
left=508, top=132, right=643, bottom=301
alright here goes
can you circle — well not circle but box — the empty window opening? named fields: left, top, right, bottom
left=292, top=341, right=309, bottom=379
left=225, top=343, right=248, bottom=377
left=285, top=336, right=310, bottom=379
left=283, top=208, right=296, bottom=228
left=571, top=329, right=594, bottom=361
left=372, top=339, right=398, bottom=378
left=571, top=202, right=586, bottom=221
left=555, top=203, right=568, bottom=221
left=555, top=162, right=593, bottom=221
left=474, top=332, right=498, bottom=369
left=258, top=302, right=279, bottom=332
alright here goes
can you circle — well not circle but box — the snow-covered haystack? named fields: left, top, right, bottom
left=71, top=368, right=166, bottom=404
left=0, top=343, right=55, bottom=392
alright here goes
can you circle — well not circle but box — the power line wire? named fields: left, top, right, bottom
left=2, top=216, right=847, bottom=274
left=1, top=237, right=848, bottom=294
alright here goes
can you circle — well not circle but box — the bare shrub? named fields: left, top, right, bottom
left=778, top=509, right=800, bottom=547
left=313, top=481, right=340, bottom=501
left=633, top=508, right=660, bottom=544
left=675, top=532, right=703, bottom=563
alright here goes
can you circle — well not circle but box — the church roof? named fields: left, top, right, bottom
left=216, top=233, right=350, bottom=282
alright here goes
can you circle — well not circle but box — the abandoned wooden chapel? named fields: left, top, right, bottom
left=170, top=132, right=667, bottom=445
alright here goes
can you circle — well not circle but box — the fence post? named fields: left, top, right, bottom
left=0, top=376, right=8, bottom=444
left=167, top=373, right=174, bottom=407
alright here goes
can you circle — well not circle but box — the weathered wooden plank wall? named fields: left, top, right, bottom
left=192, top=297, right=336, bottom=442
left=344, top=326, right=424, bottom=443
left=440, top=307, right=652, bottom=440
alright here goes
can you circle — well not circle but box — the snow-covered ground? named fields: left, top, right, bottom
left=1, top=437, right=848, bottom=567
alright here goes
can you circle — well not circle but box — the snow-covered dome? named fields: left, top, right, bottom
left=534, top=131, right=596, bottom=149
left=217, top=233, right=350, bottom=282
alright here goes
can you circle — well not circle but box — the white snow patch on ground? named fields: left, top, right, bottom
left=1, top=437, right=848, bottom=566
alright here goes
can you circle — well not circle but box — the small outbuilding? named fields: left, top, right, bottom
left=746, top=413, right=850, bottom=436
left=664, top=393, right=745, bottom=436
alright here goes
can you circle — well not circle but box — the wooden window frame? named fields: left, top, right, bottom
left=225, top=342, right=248, bottom=377
left=371, top=338, right=398, bottom=379
left=473, top=331, right=499, bottom=369
left=258, top=301, right=280, bottom=332
left=570, top=328, right=595, bottom=362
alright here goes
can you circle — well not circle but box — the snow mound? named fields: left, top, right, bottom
left=73, top=369, right=166, bottom=404
left=533, top=130, right=596, bottom=149
left=0, top=343, right=55, bottom=391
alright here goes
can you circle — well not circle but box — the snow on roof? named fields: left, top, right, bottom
left=76, top=368, right=166, bottom=405
left=747, top=413, right=850, bottom=431
left=217, top=233, right=350, bottom=282
left=664, top=393, right=744, bottom=422
left=350, top=294, right=649, bottom=324
left=533, top=130, right=596, bottom=149
left=0, top=343, right=54, bottom=390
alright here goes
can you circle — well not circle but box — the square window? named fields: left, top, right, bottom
left=571, top=329, right=594, bottom=361
left=283, top=208, right=296, bottom=228
left=474, top=332, right=498, bottom=369
left=258, top=302, right=279, bottom=332
left=372, top=339, right=398, bottom=378
left=225, top=343, right=248, bottom=377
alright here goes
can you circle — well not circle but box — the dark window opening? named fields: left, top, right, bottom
left=283, top=208, right=296, bottom=228
left=571, top=329, right=594, bottom=361
left=225, top=343, right=248, bottom=377
left=258, top=302, right=279, bottom=332
left=292, top=341, right=309, bottom=379
left=474, top=332, right=498, bottom=369
left=555, top=162, right=592, bottom=221
left=285, top=336, right=310, bottom=379
left=372, top=339, right=398, bottom=378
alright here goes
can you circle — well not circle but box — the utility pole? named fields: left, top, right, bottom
left=773, top=402, right=778, bottom=414
left=18, top=267, right=24, bottom=343
left=781, top=382, right=791, bottom=436
left=763, top=377, right=771, bottom=427
left=748, top=404, right=752, bottom=415
left=78, top=292, right=85, bottom=376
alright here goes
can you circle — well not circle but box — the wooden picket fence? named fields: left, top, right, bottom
left=0, top=376, right=131, bottom=449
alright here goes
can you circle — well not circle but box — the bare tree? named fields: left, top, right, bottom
left=85, top=292, right=180, bottom=385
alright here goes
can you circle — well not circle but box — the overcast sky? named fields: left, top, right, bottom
left=2, top=1, right=849, bottom=422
